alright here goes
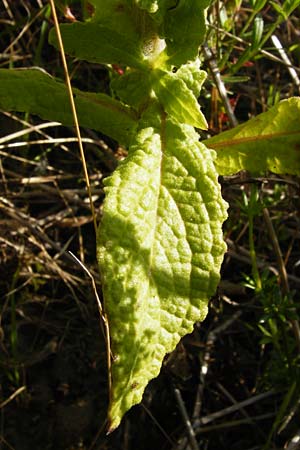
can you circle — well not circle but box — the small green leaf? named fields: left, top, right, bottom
left=49, top=23, right=148, bottom=70
left=0, top=68, right=137, bottom=145
left=97, top=106, right=227, bottom=431
left=251, top=0, right=268, bottom=13
left=152, top=70, right=208, bottom=129
left=205, top=97, right=300, bottom=175
left=270, top=1, right=286, bottom=18
left=175, top=59, right=207, bottom=98
left=251, top=16, right=264, bottom=50
left=270, top=0, right=300, bottom=19
left=282, top=0, right=300, bottom=17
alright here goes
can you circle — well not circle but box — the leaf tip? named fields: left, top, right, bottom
left=106, top=423, right=118, bottom=435
left=107, top=410, right=123, bottom=434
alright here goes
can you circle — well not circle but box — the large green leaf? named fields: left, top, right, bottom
left=152, top=69, right=208, bottom=129
left=160, top=0, right=210, bottom=66
left=78, top=1, right=166, bottom=64
left=0, top=68, right=137, bottom=145
left=49, top=23, right=148, bottom=70
left=205, top=97, right=300, bottom=175
left=97, top=106, right=227, bottom=431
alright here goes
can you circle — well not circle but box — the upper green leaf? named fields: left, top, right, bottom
left=86, top=0, right=166, bottom=64
left=159, top=0, right=210, bottom=66
left=66, top=1, right=210, bottom=69
left=89, top=0, right=147, bottom=40
left=97, top=106, right=227, bottom=431
left=0, top=68, right=137, bottom=145
left=152, top=69, right=208, bottom=129
left=49, top=23, right=148, bottom=70
left=205, top=98, right=300, bottom=176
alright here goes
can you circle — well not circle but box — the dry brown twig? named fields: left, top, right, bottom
left=0, top=386, right=26, bottom=409
left=174, top=387, right=200, bottom=450
left=48, top=0, right=112, bottom=417
left=173, top=311, right=243, bottom=450
left=49, top=0, right=98, bottom=235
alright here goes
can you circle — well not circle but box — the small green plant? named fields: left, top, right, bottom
left=0, top=0, right=299, bottom=432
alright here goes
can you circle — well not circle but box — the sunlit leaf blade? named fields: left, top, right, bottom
left=205, top=98, right=300, bottom=175
left=176, top=59, right=207, bottom=98
left=49, top=23, right=147, bottom=70
left=0, top=68, right=137, bottom=145
left=97, top=108, right=227, bottom=431
left=153, top=70, right=208, bottom=129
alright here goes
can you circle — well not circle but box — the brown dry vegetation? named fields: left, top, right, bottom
left=0, top=1, right=300, bottom=450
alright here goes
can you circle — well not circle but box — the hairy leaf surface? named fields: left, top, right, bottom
left=205, top=98, right=300, bottom=175
left=0, top=68, right=137, bottom=145
left=176, top=59, right=207, bottom=97
left=153, top=70, right=208, bottom=129
left=97, top=107, right=227, bottom=431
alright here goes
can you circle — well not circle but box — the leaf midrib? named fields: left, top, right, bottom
left=207, top=129, right=300, bottom=150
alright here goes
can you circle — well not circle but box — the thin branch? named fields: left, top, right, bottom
left=174, top=387, right=200, bottom=450
left=271, top=35, right=300, bottom=92
left=194, top=390, right=275, bottom=430
left=68, top=251, right=112, bottom=402
left=203, top=44, right=238, bottom=128
left=49, top=0, right=98, bottom=236
left=0, top=386, right=26, bottom=409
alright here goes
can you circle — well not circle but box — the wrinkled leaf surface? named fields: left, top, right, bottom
left=97, top=108, right=227, bottom=431
left=153, top=70, right=208, bottom=129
